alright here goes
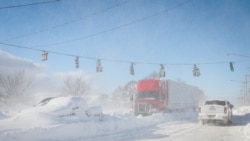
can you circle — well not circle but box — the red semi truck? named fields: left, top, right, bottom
left=130, top=79, right=203, bottom=116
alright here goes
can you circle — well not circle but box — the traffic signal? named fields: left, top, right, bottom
left=193, top=64, right=200, bottom=77
left=229, top=62, right=234, bottom=72
left=130, top=63, right=134, bottom=75
left=75, top=56, right=79, bottom=68
left=96, top=59, right=103, bottom=72
left=41, top=51, right=48, bottom=61
left=159, top=64, right=165, bottom=78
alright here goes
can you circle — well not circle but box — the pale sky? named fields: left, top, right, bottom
left=0, top=0, right=250, bottom=103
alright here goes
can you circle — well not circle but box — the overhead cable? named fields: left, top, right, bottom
left=226, top=53, right=250, bottom=58
left=2, top=0, right=130, bottom=41
left=0, top=0, right=60, bottom=10
left=33, top=0, right=191, bottom=47
left=0, top=42, right=238, bottom=66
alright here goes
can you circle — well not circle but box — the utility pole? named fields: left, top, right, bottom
left=227, top=54, right=250, bottom=105
left=245, top=75, right=247, bottom=105
left=246, top=74, right=250, bottom=105
left=231, top=80, right=247, bottom=105
left=241, top=87, right=245, bottom=104
left=242, top=85, right=246, bottom=105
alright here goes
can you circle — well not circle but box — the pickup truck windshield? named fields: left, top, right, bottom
left=205, top=101, right=226, bottom=106
left=136, top=91, right=159, bottom=100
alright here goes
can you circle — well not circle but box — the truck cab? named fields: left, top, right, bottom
left=130, top=79, right=168, bottom=116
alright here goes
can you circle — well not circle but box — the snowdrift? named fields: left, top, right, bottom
left=234, top=106, right=250, bottom=140
left=1, top=96, right=250, bottom=141
left=0, top=99, right=198, bottom=141
left=0, top=96, right=103, bottom=130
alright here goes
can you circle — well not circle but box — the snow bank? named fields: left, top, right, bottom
left=5, top=105, right=250, bottom=141
left=235, top=106, right=250, bottom=141
left=0, top=112, right=8, bottom=120
left=234, top=106, right=250, bottom=115
left=245, top=124, right=250, bottom=141
left=0, top=104, right=198, bottom=141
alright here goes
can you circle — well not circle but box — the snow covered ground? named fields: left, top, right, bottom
left=234, top=106, right=250, bottom=141
left=0, top=97, right=250, bottom=141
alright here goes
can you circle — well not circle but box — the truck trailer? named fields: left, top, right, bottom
left=130, top=79, right=203, bottom=116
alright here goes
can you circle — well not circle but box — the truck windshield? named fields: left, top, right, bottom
left=136, top=91, right=159, bottom=100
left=205, top=100, right=226, bottom=106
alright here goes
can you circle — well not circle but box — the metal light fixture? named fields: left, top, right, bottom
left=41, top=51, right=48, bottom=61
left=75, top=56, right=79, bottom=68
left=193, top=64, right=200, bottom=77
left=159, top=64, right=165, bottom=78
left=130, top=62, right=134, bottom=75
left=96, top=59, right=103, bottom=72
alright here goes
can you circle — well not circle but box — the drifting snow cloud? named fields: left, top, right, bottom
left=0, top=50, right=46, bottom=73
left=0, top=50, right=51, bottom=90
left=0, top=50, right=95, bottom=102
left=54, top=70, right=92, bottom=82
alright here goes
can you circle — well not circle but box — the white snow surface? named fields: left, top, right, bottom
left=0, top=97, right=250, bottom=141
left=235, top=106, right=250, bottom=141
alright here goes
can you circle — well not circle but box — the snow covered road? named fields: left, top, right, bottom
left=78, top=115, right=247, bottom=141
left=158, top=123, right=244, bottom=141
left=0, top=105, right=250, bottom=141
left=83, top=109, right=249, bottom=141
left=86, top=120, right=245, bottom=141
left=139, top=107, right=250, bottom=141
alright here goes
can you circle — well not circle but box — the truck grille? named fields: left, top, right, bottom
left=135, top=103, right=151, bottom=114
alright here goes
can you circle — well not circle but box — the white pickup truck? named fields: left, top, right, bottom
left=198, top=100, right=233, bottom=125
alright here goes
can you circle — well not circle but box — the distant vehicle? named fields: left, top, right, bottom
left=31, top=96, right=102, bottom=119
left=198, top=100, right=233, bottom=125
left=130, top=79, right=203, bottom=116
left=35, top=97, right=55, bottom=107
left=33, top=96, right=89, bottom=118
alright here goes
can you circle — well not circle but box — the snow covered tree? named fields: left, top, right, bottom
left=0, top=70, right=32, bottom=105
left=62, top=76, right=90, bottom=98
left=112, top=81, right=137, bottom=107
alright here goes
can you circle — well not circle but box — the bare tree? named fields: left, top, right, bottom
left=62, top=76, right=90, bottom=98
left=0, top=70, right=32, bottom=105
left=112, top=81, right=137, bottom=106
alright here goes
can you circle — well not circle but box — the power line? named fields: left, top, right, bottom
left=33, top=0, right=192, bottom=47
left=2, top=0, right=130, bottom=41
left=0, top=42, right=238, bottom=66
left=0, top=42, right=96, bottom=60
left=226, top=53, right=250, bottom=58
left=0, top=0, right=60, bottom=10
